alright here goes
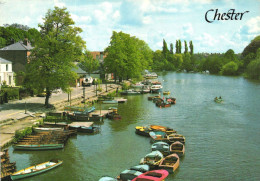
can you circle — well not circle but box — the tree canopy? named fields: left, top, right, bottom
left=25, top=6, right=85, bottom=107
left=0, top=24, right=40, bottom=48
left=104, top=31, right=152, bottom=81
left=79, top=51, right=100, bottom=75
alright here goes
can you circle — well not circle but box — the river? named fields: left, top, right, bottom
left=8, top=72, right=260, bottom=180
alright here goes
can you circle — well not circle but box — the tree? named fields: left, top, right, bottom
left=178, top=40, right=182, bottom=54
left=162, top=39, right=169, bottom=57
left=245, top=48, right=260, bottom=80
left=79, top=51, right=100, bottom=75
left=170, top=43, right=173, bottom=54
left=221, top=61, right=238, bottom=75
left=25, top=6, right=85, bottom=107
left=104, top=31, right=152, bottom=82
left=184, top=40, right=188, bottom=54
left=175, top=40, right=179, bottom=53
left=189, top=41, right=193, bottom=55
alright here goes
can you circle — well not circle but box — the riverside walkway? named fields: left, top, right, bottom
left=0, top=84, right=119, bottom=148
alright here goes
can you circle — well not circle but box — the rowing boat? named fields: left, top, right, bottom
left=11, top=159, right=63, bottom=180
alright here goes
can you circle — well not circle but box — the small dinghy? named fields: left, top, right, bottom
left=11, top=159, right=63, bottom=180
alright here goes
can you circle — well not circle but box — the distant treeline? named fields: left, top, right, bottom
left=152, top=36, right=260, bottom=80
left=0, top=23, right=259, bottom=80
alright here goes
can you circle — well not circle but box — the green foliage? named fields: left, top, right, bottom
left=178, top=40, right=182, bottom=54
left=122, top=82, right=130, bottom=90
left=221, top=61, right=239, bottom=75
left=189, top=41, right=194, bottom=55
left=170, top=43, right=173, bottom=54
left=0, top=25, right=40, bottom=48
left=184, top=41, right=188, bottom=54
left=79, top=51, right=100, bottom=75
left=1, top=87, right=19, bottom=100
left=242, top=35, right=260, bottom=58
left=104, top=31, right=152, bottom=82
left=162, top=39, right=169, bottom=57
left=245, top=48, right=260, bottom=80
left=14, top=127, right=33, bottom=142
left=25, top=6, right=85, bottom=107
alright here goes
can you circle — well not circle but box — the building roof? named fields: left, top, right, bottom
left=0, top=57, right=12, bottom=64
left=72, top=63, right=87, bottom=74
left=0, top=41, right=33, bottom=51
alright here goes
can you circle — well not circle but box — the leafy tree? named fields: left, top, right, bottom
left=242, top=35, right=260, bottom=58
left=162, top=39, right=169, bottom=57
left=189, top=41, right=193, bottom=55
left=79, top=51, right=100, bottom=75
left=245, top=48, right=260, bottom=80
left=182, top=53, right=192, bottom=71
left=175, top=40, right=179, bottom=53
left=104, top=31, right=152, bottom=82
left=152, top=50, right=165, bottom=71
left=25, top=6, right=85, bottom=107
left=174, top=54, right=183, bottom=69
left=184, top=40, right=188, bottom=54
left=221, top=61, right=238, bottom=75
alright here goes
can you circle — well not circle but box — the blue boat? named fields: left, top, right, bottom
left=151, top=141, right=170, bottom=155
left=140, top=151, right=164, bottom=169
left=118, top=164, right=149, bottom=181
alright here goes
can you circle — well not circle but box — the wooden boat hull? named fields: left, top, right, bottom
left=11, top=160, right=63, bottom=180
left=13, top=144, right=64, bottom=150
left=170, top=141, right=185, bottom=156
left=159, top=153, right=180, bottom=174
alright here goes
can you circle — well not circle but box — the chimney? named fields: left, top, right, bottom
left=23, top=38, right=29, bottom=46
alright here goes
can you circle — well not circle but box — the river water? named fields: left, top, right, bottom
left=8, top=72, right=260, bottom=181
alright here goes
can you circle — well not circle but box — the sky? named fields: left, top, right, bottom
left=0, top=0, right=259, bottom=53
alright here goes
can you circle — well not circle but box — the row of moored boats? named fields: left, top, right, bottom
left=99, top=125, right=186, bottom=181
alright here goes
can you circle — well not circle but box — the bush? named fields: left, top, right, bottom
left=1, top=87, right=19, bottom=100
left=221, top=61, right=239, bottom=75
left=122, top=82, right=129, bottom=90
left=14, top=127, right=33, bottom=142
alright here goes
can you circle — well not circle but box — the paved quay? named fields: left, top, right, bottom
left=0, top=84, right=119, bottom=148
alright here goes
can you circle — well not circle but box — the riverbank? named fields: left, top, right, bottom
left=0, top=84, right=120, bottom=149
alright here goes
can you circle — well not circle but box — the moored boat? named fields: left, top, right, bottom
left=165, top=97, right=176, bottom=104
left=135, top=126, right=152, bottom=137
left=13, top=144, right=64, bottom=150
left=151, top=141, right=170, bottom=156
left=117, top=164, right=149, bottom=181
left=170, top=141, right=185, bottom=156
left=33, top=127, right=64, bottom=133
left=148, top=95, right=160, bottom=100
left=140, top=151, right=164, bottom=169
left=159, top=153, right=180, bottom=174
left=167, top=134, right=186, bottom=144
left=11, top=159, right=63, bottom=180
left=99, top=177, right=117, bottom=181
left=150, top=85, right=163, bottom=93
left=102, top=100, right=118, bottom=104
left=132, top=169, right=169, bottom=181
left=120, top=89, right=141, bottom=95
left=150, top=125, right=176, bottom=134
left=163, top=91, right=170, bottom=95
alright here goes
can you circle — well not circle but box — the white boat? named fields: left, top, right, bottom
left=102, top=100, right=118, bottom=104
left=144, top=72, right=158, bottom=79
left=131, top=82, right=144, bottom=88
left=11, top=160, right=63, bottom=180
left=150, top=85, right=163, bottom=93
left=114, top=97, right=127, bottom=103
left=33, top=127, right=64, bottom=133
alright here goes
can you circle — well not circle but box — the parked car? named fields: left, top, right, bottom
left=82, top=76, right=93, bottom=86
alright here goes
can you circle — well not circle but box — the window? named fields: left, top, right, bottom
left=6, top=64, right=8, bottom=71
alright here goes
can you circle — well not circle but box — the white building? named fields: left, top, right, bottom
left=0, top=57, right=15, bottom=86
